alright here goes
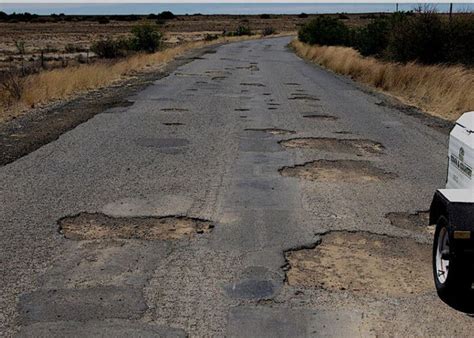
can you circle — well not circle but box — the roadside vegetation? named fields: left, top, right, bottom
left=0, top=21, right=275, bottom=121
left=295, top=9, right=474, bottom=120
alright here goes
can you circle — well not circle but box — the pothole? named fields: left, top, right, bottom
left=235, top=108, right=250, bottom=112
left=302, top=114, right=338, bottom=120
left=163, top=122, right=185, bottom=126
left=285, top=83, right=301, bottom=86
left=245, top=128, right=296, bottom=135
left=240, top=115, right=247, bottom=118
left=240, top=83, right=266, bottom=87
left=279, top=138, right=384, bottom=155
left=386, top=211, right=433, bottom=235
left=284, top=231, right=431, bottom=297
left=58, top=213, right=214, bottom=241
left=289, top=95, right=320, bottom=101
left=279, top=160, right=395, bottom=182
left=268, top=107, right=278, bottom=110
left=160, top=108, right=189, bottom=112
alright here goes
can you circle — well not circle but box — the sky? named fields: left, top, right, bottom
left=1, top=2, right=473, bottom=15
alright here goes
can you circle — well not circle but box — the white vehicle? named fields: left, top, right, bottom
left=430, top=111, right=474, bottom=298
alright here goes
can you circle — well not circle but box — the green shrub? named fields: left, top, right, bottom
left=353, top=17, right=390, bottom=56
left=445, top=14, right=474, bottom=65
left=97, top=16, right=110, bottom=24
left=204, top=33, right=219, bottom=41
left=156, top=11, right=176, bottom=20
left=298, top=16, right=350, bottom=46
left=262, top=27, right=276, bottom=36
left=129, top=24, right=163, bottom=52
left=229, top=25, right=251, bottom=36
left=91, top=39, right=124, bottom=59
left=387, top=11, right=445, bottom=64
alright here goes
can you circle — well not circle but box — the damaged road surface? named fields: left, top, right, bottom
left=0, top=37, right=469, bottom=337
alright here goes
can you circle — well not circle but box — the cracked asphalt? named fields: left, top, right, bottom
left=1, top=36, right=473, bottom=336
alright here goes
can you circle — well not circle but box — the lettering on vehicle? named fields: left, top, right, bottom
left=451, top=147, right=472, bottom=179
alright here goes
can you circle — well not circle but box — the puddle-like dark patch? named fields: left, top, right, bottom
left=224, top=279, right=276, bottom=300
left=19, top=286, right=147, bottom=323
left=263, top=93, right=271, bottom=96
left=58, top=213, right=214, bottom=240
left=235, top=108, right=250, bottom=112
left=334, top=131, right=351, bottom=134
left=204, top=49, right=217, bottom=54
left=245, top=128, right=296, bottom=135
left=195, top=81, right=208, bottom=84
left=289, top=95, right=320, bottom=101
left=285, top=83, right=301, bottom=86
left=160, top=108, right=189, bottom=112
left=279, top=137, right=384, bottom=155
left=240, top=116, right=248, bottom=118
left=268, top=107, right=277, bottom=110
left=212, top=76, right=227, bottom=80
left=386, top=211, right=433, bottom=235
left=267, top=103, right=280, bottom=106
left=187, top=88, right=198, bottom=92
left=302, top=114, right=338, bottom=121
left=279, top=160, right=395, bottom=182
left=163, top=122, right=185, bottom=126
left=284, top=231, right=431, bottom=297
left=240, top=82, right=266, bottom=87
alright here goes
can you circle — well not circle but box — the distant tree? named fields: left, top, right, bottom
left=156, top=11, right=176, bottom=20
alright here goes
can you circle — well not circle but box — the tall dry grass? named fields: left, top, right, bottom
left=0, top=35, right=267, bottom=122
left=291, top=40, right=474, bottom=121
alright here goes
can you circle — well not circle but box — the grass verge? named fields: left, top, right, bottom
left=0, top=34, right=276, bottom=122
left=290, top=39, right=474, bottom=121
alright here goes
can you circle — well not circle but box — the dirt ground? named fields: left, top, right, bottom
left=59, top=213, right=214, bottom=240
left=285, top=231, right=433, bottom=298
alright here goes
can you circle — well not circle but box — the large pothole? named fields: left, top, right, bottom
left=302, top=114, right=338, bottom=121
left=279, top=137, right=384, bottom=155
left=284, top=231, right=432, bottom=297
left=58, top=213, right=214, bottom=240
left=386, top=211, right=433, bottom=235
left=279, top=160, right=395, bottom=182
left=245, top=128, right=296, bottom=135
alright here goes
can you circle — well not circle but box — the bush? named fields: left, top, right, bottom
left=387, top=11, right=445, bottom=64
left=260, top=14, right=271, bottom=19
left=129, top=24, right=162, bottom=52
left=229, top=25, right=251, bottom=36
left=97, top=16, right=110, bottom=24
left=204, top=33, right=219, bottom=41
left=91, top=39, right=124, bottom=59
left=262, top=27, right=276, bottom=36
left=156, top=11, right=176, bottom=20
left=445, top=14, right=474, bottom=65
left=298, top=13, right=309, bottom=19
left=353, top=17, right=390, bottom=56
left=298, top=16, right=350, bottom=46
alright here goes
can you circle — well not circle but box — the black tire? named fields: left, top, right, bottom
left=433, top=216, right=471, bottom=298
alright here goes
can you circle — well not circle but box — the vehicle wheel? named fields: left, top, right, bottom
left=433, top=216, right=471, bottom=298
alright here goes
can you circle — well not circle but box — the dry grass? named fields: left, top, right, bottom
left=0, top=34, right=271, bottom=122
left=291, top=39, right=474, bottom=121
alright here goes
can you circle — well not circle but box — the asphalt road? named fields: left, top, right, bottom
left=1, top=37, right=472, bottom=336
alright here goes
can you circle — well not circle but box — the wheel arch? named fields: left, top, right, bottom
left=429, top=191, right=449, bottom=226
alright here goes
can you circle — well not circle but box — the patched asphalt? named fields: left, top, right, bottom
left=1, top=37, right=471, bottom=336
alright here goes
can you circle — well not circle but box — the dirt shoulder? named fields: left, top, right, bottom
left=0, top=44, right=219, bottom=167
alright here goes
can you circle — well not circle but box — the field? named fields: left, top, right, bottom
left=0, top=14, right=373, bottom=71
